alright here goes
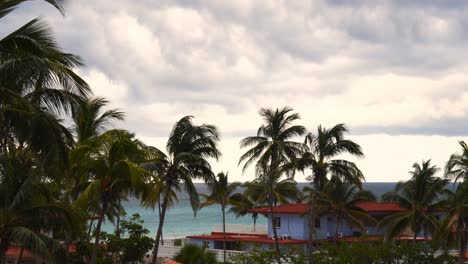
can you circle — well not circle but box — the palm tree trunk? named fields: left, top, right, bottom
left=90, top=200, right=108, bottom=264
left=222, top=203, right=227, bottom=264
left=269, top=192, right=281, bottom=264
left=15, top=246, right=24, bottom=264
left=151, top=186, right=171, bottom=264
left=253, top=214, right=257, bottom=232
left=158, top=195, right=163, bottom=245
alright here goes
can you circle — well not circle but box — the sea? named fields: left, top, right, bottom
left=101, top=182, right=398, bottom=239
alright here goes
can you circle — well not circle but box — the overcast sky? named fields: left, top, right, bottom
left=4, top=0, right=468, bottom=182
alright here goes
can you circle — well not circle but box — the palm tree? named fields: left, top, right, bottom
left=433, top=183, right=468, bottom=264
left=379, top=160, right=447, bottom=242
left=199, top=172, right=240, bottom=263
left=149, top=116, right=221, bottom=264
left=0, top=147, right=81, bottom=263
left=0, top=0, right=89, bottom=167
left=72, top=97, right=124, bottom=143
left=229, top=187, right=263, bottom=232
left=71, top=130, right=151, bottom=264
left=141, top=169, right=179, bottom=244
left=446, top=141, right=468, bottom=182
left=291, top=124, right=364, bottom=190
left=239, top=107, right=305, bottom=264
left=444, top=141, right=468, bottom=264
left=304, top=178, right=376, bottom=239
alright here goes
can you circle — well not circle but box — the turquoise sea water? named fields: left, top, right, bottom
left=101, top=182, right=397, bottom=239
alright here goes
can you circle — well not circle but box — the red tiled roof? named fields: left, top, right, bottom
left=187, top=232, right=307, bottom=244
left=165, top=260, right=181, bottom=264
left=356, top=202, right=405, bottom=212
left=248, top=202, right=404, bottom=214
left=248, top=204, right=309, bottom=214
left=5, top=247, right=34, bottom=257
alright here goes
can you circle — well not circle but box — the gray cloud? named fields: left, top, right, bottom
left=4, top=0, right=468, bottom=139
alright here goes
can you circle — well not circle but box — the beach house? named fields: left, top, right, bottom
left=187, top=202, right=444, bottom=251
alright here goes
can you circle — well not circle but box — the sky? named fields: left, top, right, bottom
left=3, top=0, right=468, bottom=182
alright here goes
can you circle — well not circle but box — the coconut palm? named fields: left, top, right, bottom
left=379, top=160, right=447, bottom=242
left=433, top=182, right=468, bottom=264
left=71, top=130, right=151, bottom=264
left=199, top=172, right=240, bottom=263
left=140, top=168, right=178, bottom=244
left=0, top=147, right=81, bottom=263
left=304, top=178, right=376, bottom=239
left=72, top=97, right=124, bottom=143
left=290, top=124, right=364, bottom=191
left=149, top=116, right=221, bottom=264
left=239, top=107, right=305, bottom=264
left=446, top=141, right=468, bottom=182
left=444, top=141, right=468, bottom=264
left=243, top=173, right=301, bottom=206
left=229, top=186, right=264, bottom=232
left=0, top=0, right=89, bottom=166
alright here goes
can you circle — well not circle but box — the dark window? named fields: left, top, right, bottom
left=273, top=217, right=281, bottom=229
left=315, top=217, right=321, bottom=228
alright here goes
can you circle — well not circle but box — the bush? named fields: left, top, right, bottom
left=229, top=243, right=457, bottom=264
left=174, top=244, right=217, bottom=264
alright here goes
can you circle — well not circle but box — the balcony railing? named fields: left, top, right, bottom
left=211, top=224, right=267, bottom=234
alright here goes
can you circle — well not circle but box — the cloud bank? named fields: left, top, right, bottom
left=4, top=0, right=468, bottom=181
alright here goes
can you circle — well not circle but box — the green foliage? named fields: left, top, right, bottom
left=310, top=242, right=456, bottom=264
left=229, top=244, right=456, bottom=264
left=229, top=247, right=306, bottom=264
left=174, top=244, right=217, bottom=264
left=101, top=214, right=154, bottom=263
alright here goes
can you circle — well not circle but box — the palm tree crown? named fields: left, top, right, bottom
left=292, top=124, right=364, bottom=190
left=446, top=141, right=468, bottom=182
left=380, top=160, right=447, bottom=241
left=72, top=97, right=124, bottom=143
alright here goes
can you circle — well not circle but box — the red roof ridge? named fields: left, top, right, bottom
left=248, top=202, right=405, bottom=214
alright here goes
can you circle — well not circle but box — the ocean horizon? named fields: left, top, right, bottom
left=101, top=182, right=400, bottom=239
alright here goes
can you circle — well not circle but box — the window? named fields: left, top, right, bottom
left=314, top=217, right=321, bottom=228
left=273, top=217, right=281, bottom=229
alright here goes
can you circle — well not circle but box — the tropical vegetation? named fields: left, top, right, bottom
left=3, top=1, right=468, bottom=264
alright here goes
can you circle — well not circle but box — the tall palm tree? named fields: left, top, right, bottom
left=72, top=97, right=124, bottom=143
left=199, top=172, right=240, bottom=263
left=149, top=116, right=221, bottom=264
left=304, top=178, right=376, bottom=239
left=0, top=147, right=81, bottom=263
left=433, top=183, right=468, bottom=264
left=71, top=130, right=151, bottom=264
left=239, top=107, right=305, bottom=264
left=379, top=160, right=447, bottom=242
left=444, top=141, right=468, bottom=264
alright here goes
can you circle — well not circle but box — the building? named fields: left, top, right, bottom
left=187, top=202, right=443, bottom=251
